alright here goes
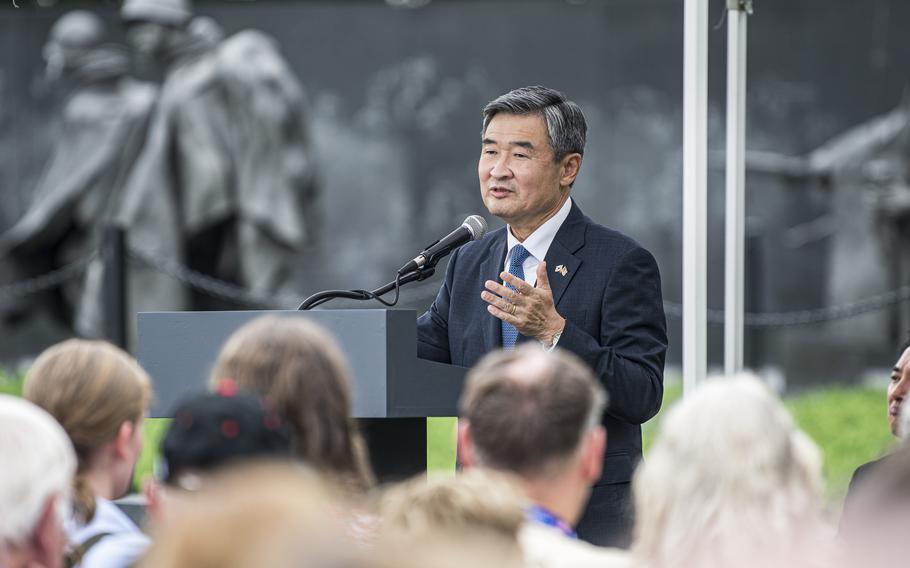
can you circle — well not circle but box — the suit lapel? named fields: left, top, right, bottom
left=480, top=231, right=508, bottom=350
left=515, top=201, right=586, bottom=347
left=544, top=200, right=586, bottom=309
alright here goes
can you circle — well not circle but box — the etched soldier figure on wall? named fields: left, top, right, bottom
left=0, top=1, right=319, bottom=342
left=0, top=10, right=160, bottom=337
left=119, top=0, right=319, bottom=309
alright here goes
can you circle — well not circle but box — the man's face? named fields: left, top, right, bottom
left=479, top=113, right=570, bottom=235
left=887, top=346, right=910, bottom=436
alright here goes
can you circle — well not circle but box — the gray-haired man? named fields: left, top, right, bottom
left=0, top=395, right=76, bottom=568
left=417, top=85, right=667, bottom=546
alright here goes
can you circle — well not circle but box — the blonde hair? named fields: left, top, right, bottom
left=140, top=462, right=361, bottom=568
left=379, top=470, right=526, bottom=539
left=377, top=470, right=525, bottom=568
left=632, top=374, right=824, bottom=568
left=209, top=316, right=374, bottom=493
left=24, top=339, right=152, bottom=523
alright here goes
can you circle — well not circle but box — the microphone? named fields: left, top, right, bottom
left=398, top=215, right=488, bottom=275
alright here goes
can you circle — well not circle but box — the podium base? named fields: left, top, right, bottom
left=358, top=418, right=427, bottom=483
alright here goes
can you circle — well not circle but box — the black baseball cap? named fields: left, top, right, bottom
left=159, top=379, right=292, bottom=485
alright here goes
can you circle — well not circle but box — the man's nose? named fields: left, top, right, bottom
left=489, top=155, right=512, bottom=178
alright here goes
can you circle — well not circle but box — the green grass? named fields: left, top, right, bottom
left=0, top=368, right=24, bottom=396
left=427, top=417, right=457, bottom=472
left=136, top=418, right=171, bottom=490
left=642, top=381, right=683, bottom=453
left=786, top=386, right=895, bottom=500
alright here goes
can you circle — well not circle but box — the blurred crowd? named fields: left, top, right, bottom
left=1, top=313, right=909, bottom=568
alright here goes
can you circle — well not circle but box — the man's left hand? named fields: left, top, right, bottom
left=482, top=261, right=566, bottom=344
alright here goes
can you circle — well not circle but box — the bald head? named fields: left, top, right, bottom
left=459, top=346, right=606, bottom=478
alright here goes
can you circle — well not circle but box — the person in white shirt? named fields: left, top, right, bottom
left=0, top=395, right=76, bottom=568
left=24, top=340, right=153, bottom=568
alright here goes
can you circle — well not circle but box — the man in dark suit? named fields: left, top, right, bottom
left=417, top=85, right=667, bottom=547
left=841, top=340, right=910, bottom=535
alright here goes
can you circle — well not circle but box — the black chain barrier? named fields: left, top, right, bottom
left=3, top=246, right=910, bottom=328
left=0, top=252, right=96, bottom=301
left=126, top=246, right=301, bottom=309
left=663, top=284, right=910, bottom=327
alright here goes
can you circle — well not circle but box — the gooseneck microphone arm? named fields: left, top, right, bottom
left=296, top=215, right=487, bottom=311
left=297, top=267, right=435, bottom=311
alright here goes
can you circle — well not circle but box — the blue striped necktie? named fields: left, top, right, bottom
left=501, top=244, right=531, bottom=350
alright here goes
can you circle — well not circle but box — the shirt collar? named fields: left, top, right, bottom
left=524, top=504, right=577, bottom=539
left=506, top=196, right=573, bottom=261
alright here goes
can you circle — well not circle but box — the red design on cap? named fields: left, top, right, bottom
left=221, top=419, right=240, bottom=439
left=217, top=378, right=239, bottom=397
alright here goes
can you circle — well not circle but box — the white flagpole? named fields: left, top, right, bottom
left=724, top=0, right=751, bottom=376
left=683, top=0, right=709, bottom=394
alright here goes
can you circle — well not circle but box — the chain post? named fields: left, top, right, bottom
left=102, top=225, right=128, bottom=351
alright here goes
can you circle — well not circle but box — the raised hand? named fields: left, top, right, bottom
left=481, top=260, right=565, bottom=344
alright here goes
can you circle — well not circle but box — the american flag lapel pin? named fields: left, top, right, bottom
left=555, top=264, right=568, bottom=277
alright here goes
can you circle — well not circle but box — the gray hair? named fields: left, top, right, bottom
left=0, top=395, right=76, bottom=547
left=482, top=86, right=587, bottom=162
left=632, top=373, right=823, bottom=568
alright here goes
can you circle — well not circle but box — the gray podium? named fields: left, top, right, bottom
left=137, top=309, right=467, bottom=481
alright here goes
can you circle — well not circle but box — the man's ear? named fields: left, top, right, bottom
left=114, top=420, right=135, bottom=459
left=559, top=153, right=582, bottom=188
left=457, top=421, right=478, bottom=469
left=31, top=494, right=64, bottom=568
left=580, top=426, right=606, bottom=484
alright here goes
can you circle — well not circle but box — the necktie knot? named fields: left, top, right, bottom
left=510, top=244, right=531, bottom=268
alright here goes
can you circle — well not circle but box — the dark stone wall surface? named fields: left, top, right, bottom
left=1, top=0, right=909, bottom=382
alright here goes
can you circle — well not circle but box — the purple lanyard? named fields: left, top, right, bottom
left=525, top=505, right=577, bottom=539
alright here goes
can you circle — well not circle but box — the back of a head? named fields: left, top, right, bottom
left=459, top=345, right=607, bottom=479
left=24, top=339, right=152, bottom=522
left=379, top=469, right=526, bottom=540
left=141, top=462, right=361, bottom=568
left=377, top=470, right=526, bottom=568
left=0, top=395, right=76, bottom=554
left=632, top=373, right=823, bottom=568
left=209, top=316, right=374, bottom=492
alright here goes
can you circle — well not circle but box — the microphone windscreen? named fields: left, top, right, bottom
left=463, top=215, right=488, bottom=240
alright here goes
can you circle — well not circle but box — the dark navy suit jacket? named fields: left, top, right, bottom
left=417, top=200, right=668, bottom=487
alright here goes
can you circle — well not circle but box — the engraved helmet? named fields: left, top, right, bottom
left=121, top=0, right=194, bottom=26
left=47, top=10, right=105, bottom=50
left=44, top=10, right=107, bottom=80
